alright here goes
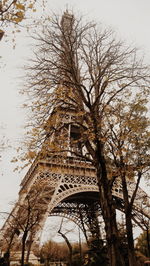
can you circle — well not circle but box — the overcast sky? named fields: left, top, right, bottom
left=0, top=0, right=150, bottom=239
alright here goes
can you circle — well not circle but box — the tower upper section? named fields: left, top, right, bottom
left=61, top=10, right=74, bottom=36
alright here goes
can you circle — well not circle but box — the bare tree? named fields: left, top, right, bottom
left=22, top=10, right=150, bottom=266
left=0, top=215, right=20, bottom=266
left=58, top=219, right=73, bottom=266
left=0, top=184, right=45, bottom=266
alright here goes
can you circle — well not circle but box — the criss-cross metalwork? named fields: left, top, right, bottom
left=0, top=11, right=149, bottom=257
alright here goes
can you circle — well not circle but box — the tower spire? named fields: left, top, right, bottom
left=61, top=9, right=74, bottom=38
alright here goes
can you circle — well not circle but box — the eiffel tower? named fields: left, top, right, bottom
left=0, top=10, right=150, bottom=259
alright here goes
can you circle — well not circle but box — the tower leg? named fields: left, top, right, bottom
left=84, top=203, right=108, bottom=265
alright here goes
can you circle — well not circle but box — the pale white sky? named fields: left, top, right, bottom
left=0, top=0, right=150, bottom=240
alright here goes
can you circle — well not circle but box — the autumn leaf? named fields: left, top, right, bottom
left=15, top=3, right=25, bottom=11
left=16, top=11, right=24, bottom=18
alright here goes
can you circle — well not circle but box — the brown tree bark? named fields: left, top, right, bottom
left=89, top=114, right=125, bottom=266
left=121, top=172, right=137, bottom=266
left=58, top=229, right=73, bottom=266
left=96, top=164, right=125, bottom=266
left=146, top=229, right=150, bottom=257
left=21, top=231, right=28, bottom=266
left=26, top=234, right=33, bottom=263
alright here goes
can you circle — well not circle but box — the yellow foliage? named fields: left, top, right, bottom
left=15, top=3, right=25, bottom=11
left=11, top=10, right=24, bottom=23
left=0, top=0, right=46, bottom=41
left=16, top=11, right=24, bottom=18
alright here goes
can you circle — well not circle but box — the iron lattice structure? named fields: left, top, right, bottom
left=0, top=10, right=150, bottom=254
left=0, top=108, right=149, bottom=251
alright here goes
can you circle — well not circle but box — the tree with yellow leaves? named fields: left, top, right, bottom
left=0, top=0, right=44, bottom=40
left=105, top=91, right=150, bottom=265
left=21, top=11, right=150, bottom=266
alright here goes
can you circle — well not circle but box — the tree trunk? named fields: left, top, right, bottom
left=126, top=214, right=137, bottom=266
left=146, top=228, right=150, bottom=257
left=26, top=235, right=33, bottom=263
left=5, top=229, right=17, bottom=266
left=98, top=181, right=125, bottom=266
left=121, top=173, right=137, bottom=266
left=21, top=232, right=28, bottom=266
left=90, top=116, right=125, bottom=266
left=58, top=230, right=72, bottom=266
